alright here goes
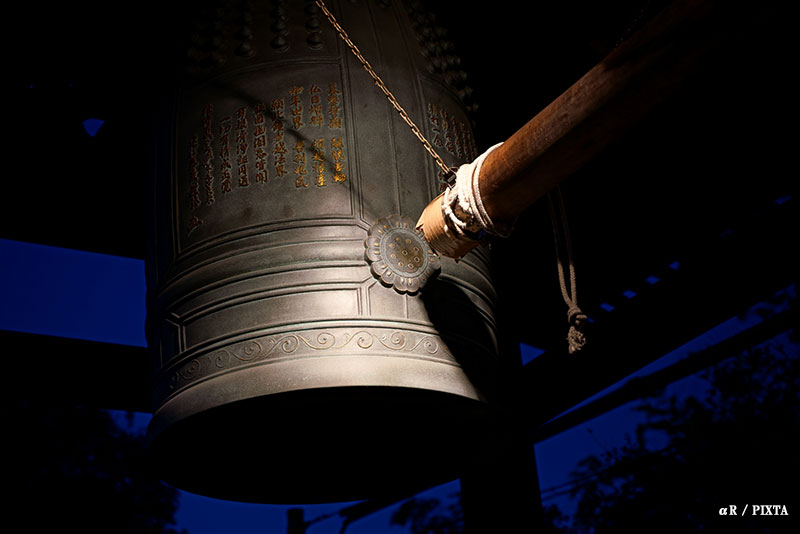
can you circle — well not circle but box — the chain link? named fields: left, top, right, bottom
left=315, top=0, right=455, bottom=180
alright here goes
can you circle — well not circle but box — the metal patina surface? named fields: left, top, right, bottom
left=146, top=0, right=497, bottom=503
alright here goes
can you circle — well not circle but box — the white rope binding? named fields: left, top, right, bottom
left=441, top=142, right=512, bottom=243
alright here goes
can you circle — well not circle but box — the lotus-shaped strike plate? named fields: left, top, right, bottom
left=365, top=214, right=441, bottom=293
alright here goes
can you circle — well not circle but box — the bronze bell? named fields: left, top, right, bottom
left=145, top=0, right=497, bottom=503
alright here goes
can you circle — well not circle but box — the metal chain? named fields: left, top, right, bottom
left=314, top=0, right=455, bottom=180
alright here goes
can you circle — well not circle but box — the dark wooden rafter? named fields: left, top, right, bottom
left=478, top=0, right=752, bottom=226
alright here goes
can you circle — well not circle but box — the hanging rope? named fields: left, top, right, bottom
left=547, top=188, right=587, bottom=354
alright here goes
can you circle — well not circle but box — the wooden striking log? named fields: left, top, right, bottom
left=419, top=0, right=751, bottom=256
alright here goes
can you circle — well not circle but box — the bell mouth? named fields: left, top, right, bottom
left=147, top=385, right=493, bottom=504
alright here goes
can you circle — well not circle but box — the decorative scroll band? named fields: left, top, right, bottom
left=163, top=328, right=451, bottom=396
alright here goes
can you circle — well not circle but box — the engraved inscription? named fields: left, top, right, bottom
left=450, top=114, right=464, bottom=159
left=427, top=101, right=478, bottom=161
left=427, top=102, right=443, bottom=149
left=187, top=215, right=203, bottom=233
left=202, top=104, right=215, bottom=205
left=289, top=85, right=304, bottom=129
left=219, top=116, right=233, bottom=193
left=332, top=137, right=346, bottom=183
left=271, top=97, right=288, bottom=178
left=254, top=102, right=269, bottom=183
left=309, top=84, right=323, bottom=127
left=189, top=135, right=202, bottom=210
left=236, top=106, right=249, bottom=186
left=328, top=82, right=342, bottom=128
left=441, top=108, right=455, bottom=156
left=460, top=120, right=478, bottom=161
left=312, top=138, right=326, bottom=187
left=183, top=81, right=350, bottom=235
left=294, top=139, right=308, bottom=188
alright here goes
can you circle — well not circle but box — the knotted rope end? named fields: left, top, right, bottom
left=566, top=309, right=588, bottom=355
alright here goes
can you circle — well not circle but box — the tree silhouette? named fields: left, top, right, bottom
left=568, top=327, right=798, bottom=533
left=390, top=487, right=570, bottom=533
left=10, top=399, right=185, bottom=534
left=391, top=492, right=464, bottom=534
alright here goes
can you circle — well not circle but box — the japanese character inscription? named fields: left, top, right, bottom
left=426, top=102, right=478, bottom=162
left=184, top=82, right=348, bottom=234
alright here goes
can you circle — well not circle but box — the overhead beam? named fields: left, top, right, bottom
left=479, top=0, right=760, bottom=227
left=517, top=193, right=796, bottom=427
left=532, top=305, right=796, bottom=443
left=418, top=0, right=779, bottom=258
left=4, top=330, right=151, bottom=413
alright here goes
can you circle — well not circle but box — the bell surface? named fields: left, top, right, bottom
left=146, top=0, right=497, bottom=503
